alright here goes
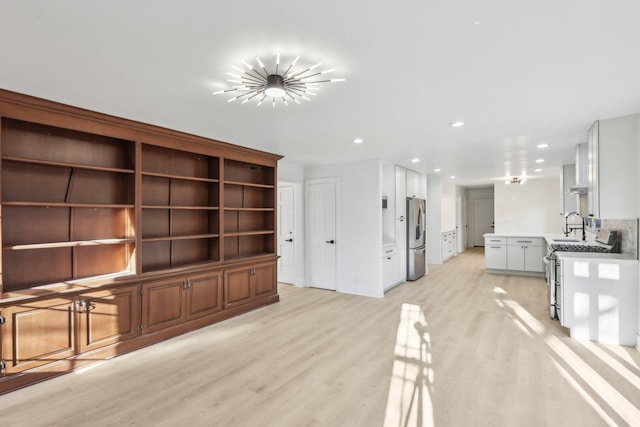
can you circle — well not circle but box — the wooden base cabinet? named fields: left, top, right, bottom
left=78, top=285, right=140, bottom=354
left=224, top=261, right=277, bottom=309
left=141, top=271, right=223, bottom=334
left=1, top=297, right=76, bottom=375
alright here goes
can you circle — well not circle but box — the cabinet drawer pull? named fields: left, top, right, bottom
left=490, top=246, right=502, bottom=249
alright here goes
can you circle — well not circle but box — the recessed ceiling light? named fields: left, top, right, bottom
left=450, top=175, right=456, bottom=179
left=535, top=159, right=544, bottom=163
left=537, top=143, right=549, bottom=148
left=353, top=138, right=363, bottom=144
left=411, top=158, right=420, bottom=163
left=534, top=168, right=542, bottom=172
left=434, top=168, right=441, bottom=172
left=449, top=121, right=465, bottom=128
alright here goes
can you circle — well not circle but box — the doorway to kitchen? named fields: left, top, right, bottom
left=472, top=197, right=494, bottom=246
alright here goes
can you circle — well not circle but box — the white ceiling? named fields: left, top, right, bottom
left=2, top=1, right=640, bottom=186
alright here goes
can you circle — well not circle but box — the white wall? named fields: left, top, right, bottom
left=494, top=177, right=563, bottom=234
left=305, top=159, right=384, bottom=298
left=277, top=160, right=306, bottom=287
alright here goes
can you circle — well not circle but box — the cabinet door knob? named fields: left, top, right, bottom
left=285, top=238, right=293, bottom=242
left=326, top=240, right=335, bottom=244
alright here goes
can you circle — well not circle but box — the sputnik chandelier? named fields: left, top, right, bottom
left=213, top=54, right=345, bottom=107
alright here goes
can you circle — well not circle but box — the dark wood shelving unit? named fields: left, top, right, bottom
left=0, top=89, right=280, bottom=394
left=1, top=118, right=136, bottom=291
left=141, top=144, right=221, bottom=273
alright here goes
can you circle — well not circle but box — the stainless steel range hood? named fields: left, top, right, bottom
left=568, top=185, right=588, bottom=194
left=569, top=143, right=589, bottom=194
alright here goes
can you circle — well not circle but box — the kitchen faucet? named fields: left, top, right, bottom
left=564, top=211, right=585, bottom=240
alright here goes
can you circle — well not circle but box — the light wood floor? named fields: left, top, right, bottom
left=2, top=248, right=640, bottom=426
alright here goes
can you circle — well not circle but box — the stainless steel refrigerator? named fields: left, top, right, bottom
left=407, top=197, right=426, bottom=280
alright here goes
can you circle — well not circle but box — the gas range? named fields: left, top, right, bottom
left=550, top=243, right=612, bottom=253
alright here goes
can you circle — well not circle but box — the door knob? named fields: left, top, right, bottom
left=285, top=239, right=293, bottom=242
left=326, top=240, right=335, bottom=244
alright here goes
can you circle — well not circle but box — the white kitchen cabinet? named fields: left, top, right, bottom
left=484, top=236, right=507, bottom=270
left=506, top=237, right=544, bottom=272
left=484, top=235, right=544, bottom=275
left=441, top=231, right=457, bottom=262
left=406, top=170, right=420, bottom=198
left=485, top=245, right=507, bottom=270
left=586, top=115, right=639, bottom=219
left=382, top=245, right=400, bottom=290
left=559, top=255, right=638, bottom=345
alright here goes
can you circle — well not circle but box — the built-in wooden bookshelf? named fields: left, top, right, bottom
left=141, top=144, right=220, bottom=272
left=1, top=118, right=135, bottom=291
left=0, top=89, right=280, bottom=394
left=223, top=159, right=275, bottom=261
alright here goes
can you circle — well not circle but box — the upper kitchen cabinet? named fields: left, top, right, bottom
left=586, top=114, right=640, bottom=219
left=406, top=169, right=426, bottom=199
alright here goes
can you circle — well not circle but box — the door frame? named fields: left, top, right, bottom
left=472, top=197, right=494, bottom=247
left=277, top=183, right=295, bottom=285
left=277, top=180, right=304, bottom=287
left=304, top=177, right=341, bottom=290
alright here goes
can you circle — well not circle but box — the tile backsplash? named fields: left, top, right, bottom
left=585, top=218, right=639, bottom=258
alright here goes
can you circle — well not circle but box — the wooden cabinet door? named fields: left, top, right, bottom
left=253, top=261, right=276, bottom=298
left=186, top=271, right=223, bottom=320
left=224, top=266, right=252, bottom=308
left=77, top=285, right=140, bottom=353
left=1, top=297, right=76, bottom=374
left=141, top=278, right=186, bottom=334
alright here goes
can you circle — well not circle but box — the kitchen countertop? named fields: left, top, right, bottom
left=545, top=234, right=638, bottom=261
left=483, top=233, right=545, bottom=238
left=554, top=251, right=638, bottom=261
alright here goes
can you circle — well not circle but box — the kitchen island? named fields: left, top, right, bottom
left=556, top=252, right=638, bottom=346
left=483, top=233, right=545, bottom=276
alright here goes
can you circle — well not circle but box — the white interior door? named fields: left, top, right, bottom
left=473, top=198, right=494, bottom=246
left=277, top=185, right=295, bottom=284
left=306, top=179, right=338, bottom=290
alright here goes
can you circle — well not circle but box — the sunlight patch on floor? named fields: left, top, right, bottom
left=384, top=303, right=434, bottom=427
left=577, top=340, right=640, bottom=391
left=550, top=357, right=618, bottom=427
left=501, top=297, right=640, bottom=426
